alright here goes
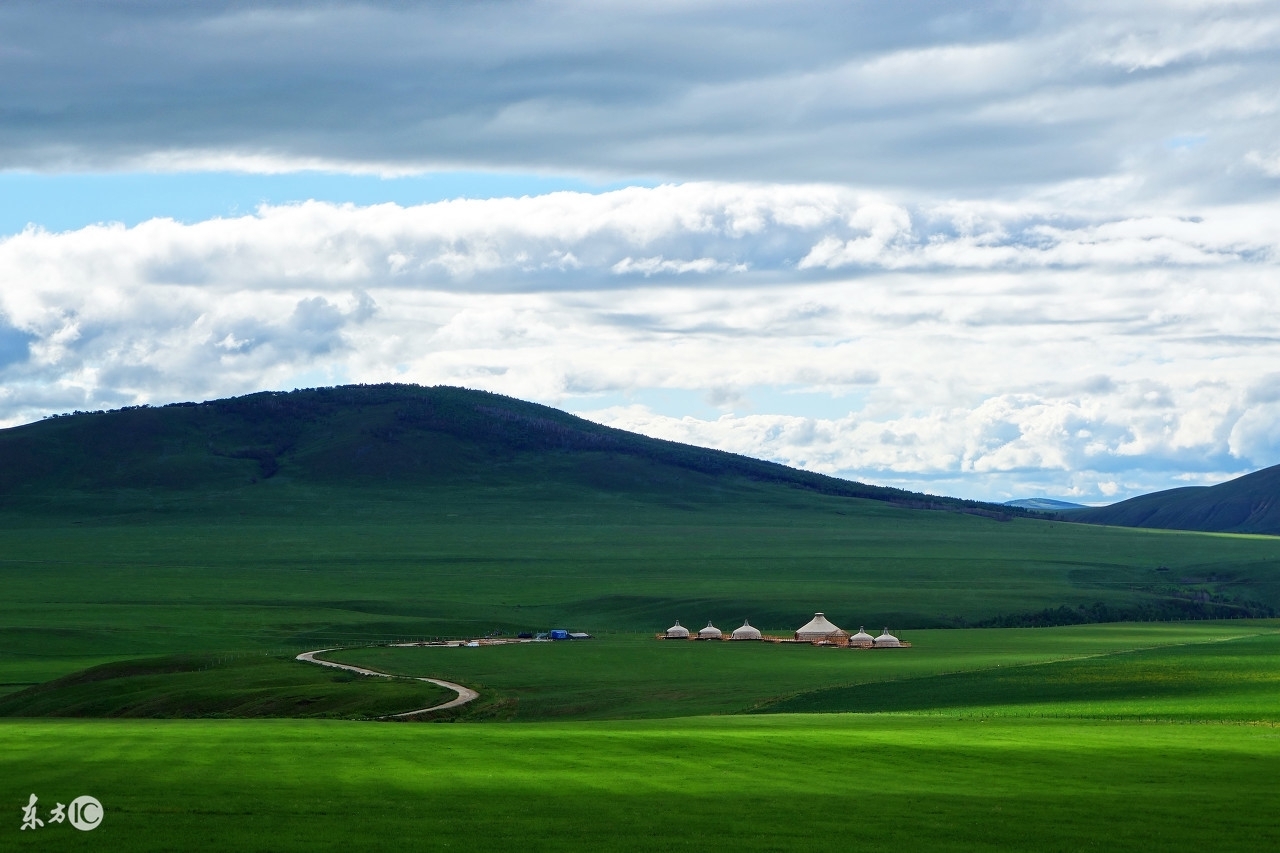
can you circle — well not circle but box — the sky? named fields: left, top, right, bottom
left=2, top=1, right=1280, bottom=503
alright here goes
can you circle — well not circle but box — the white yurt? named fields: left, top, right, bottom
left=698, top=621, right=723, bottom=639
left=731, top=619, right=762, bottom=641
left=849, top=626, right=875, bottom=648
left=666, top=620, right=690, bottom=639
left=873, top=627, right=901, bottom=648
left=795, top=612, right=847, bottom=642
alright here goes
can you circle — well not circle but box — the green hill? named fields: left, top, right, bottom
left=1, top=383, right=1011, bottom=517
left=1067, top=464, right=1280, bottom=535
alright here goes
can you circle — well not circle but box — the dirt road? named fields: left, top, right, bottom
left=296, top=649, right=479, bottom=718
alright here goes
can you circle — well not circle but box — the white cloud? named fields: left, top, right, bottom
left=1, top=182, right=1279, bottom=500
left=1246, top=149, right=1280, bottom=177
left=611, top=256, right=749, bottom=276
left=1083, top=4, right=1280, bottom=72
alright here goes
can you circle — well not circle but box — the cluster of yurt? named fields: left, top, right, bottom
left=662, top=613, right=905, bottom=648
left=849, top=626, right=901, bottom=648
left=663, top=620, right=763, bottom=640
left=791, top=612, right=903, bottom=647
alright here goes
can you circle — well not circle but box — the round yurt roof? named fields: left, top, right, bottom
left=795, top=612, right=844, bottom=637
left=666, top=620, right=690, bottom=638
left=874, top=627, right=901, bottom=647
left=850, top=626, right=875, bottom=644
left=699, top=621, right=723, bottom=638
left=731, top=619, right=762, bottom=640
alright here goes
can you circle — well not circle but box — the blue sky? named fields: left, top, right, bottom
left=3, top=0, right=1280, bottom=503
left=0, top=171, right=645, bottom=234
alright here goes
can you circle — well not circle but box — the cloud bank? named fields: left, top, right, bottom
left=1, top=1, right=1279, bottom=201
left=2, top=182, right=1279, bottom=502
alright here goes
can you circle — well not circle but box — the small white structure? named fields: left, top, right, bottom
left=731, top=619, right=762, bottom=641
left=698, top=621, right=723, bottom=639
left=873, top=627, right=901, bottom=648
left=795, top=612, right=847, bottom=642
left=666, top=620, right=691, bottom=639
left=849, top=626, right=875, bottom=648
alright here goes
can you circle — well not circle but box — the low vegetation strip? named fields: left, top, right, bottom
left=295, top=649, right=478, bottom=717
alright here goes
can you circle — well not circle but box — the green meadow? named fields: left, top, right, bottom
left=325, top=621, right=1278, bottom=720
left=763, top=629, right=1280, bottom=720
left=5, top=598, right=1279, bottom=849
left=4, top=713, right=1278, bottom=852
left=3, top=485, right=1279, bottom=696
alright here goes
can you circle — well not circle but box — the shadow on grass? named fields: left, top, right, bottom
left=0, top=653, right=455, bottom=719
left=756, top=632, right=1280, bottom=719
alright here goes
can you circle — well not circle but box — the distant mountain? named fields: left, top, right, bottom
left=1004, top=498, right=1089, bottom=511
left=1066, top=465, right=1280, bottom=535
left=0, top=383, right=1021, bottom=518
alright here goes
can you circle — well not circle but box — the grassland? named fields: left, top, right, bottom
left=3, top=503, right=1278, bottom=850
left=761, top=628, right=1280, bottom=720
left=322, top=621, right=1276, bottom=720
left=6, top=622, right=1280, bottom=850
left=10, top=620, right=1275, bottom=726
left=9, top=621, right=1277, bottom=852
left=5, top=713, right=1278, bottom=852
left=4, top=486, right=1279, bottom=696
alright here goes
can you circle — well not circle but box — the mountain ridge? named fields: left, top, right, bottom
left=1004, top=498, right=1088, bottom=511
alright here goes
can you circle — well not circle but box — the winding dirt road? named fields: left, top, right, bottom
left=296, top=649, right=479, bottom=718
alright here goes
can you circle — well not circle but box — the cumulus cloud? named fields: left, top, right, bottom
left=3, top=184, right=1274, bottom=304
left=1, top=183, right=1279, bottom=500
left=577, top=382, right=1255, bottom=502
left=0, top=1, right=1278, bottom=202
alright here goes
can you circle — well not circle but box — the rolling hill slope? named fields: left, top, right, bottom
left=1067, top=464, right=1280, bottom=535
left=0, top=383, right=1014, bottom=517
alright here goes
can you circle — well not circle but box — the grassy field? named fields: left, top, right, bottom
left=322, top=621, right=1278, bottom=720
left=8, top=621, right=1276, bottom=724
left=4, top=713, right=1278, bottom=852
left=762, top=628, right=1280, bottom=720
left=5, top=623, right=1280, bottom=850
left=3, top=506, right=1278, bottom=849
left=4, top=486, right=1280, bottom=695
